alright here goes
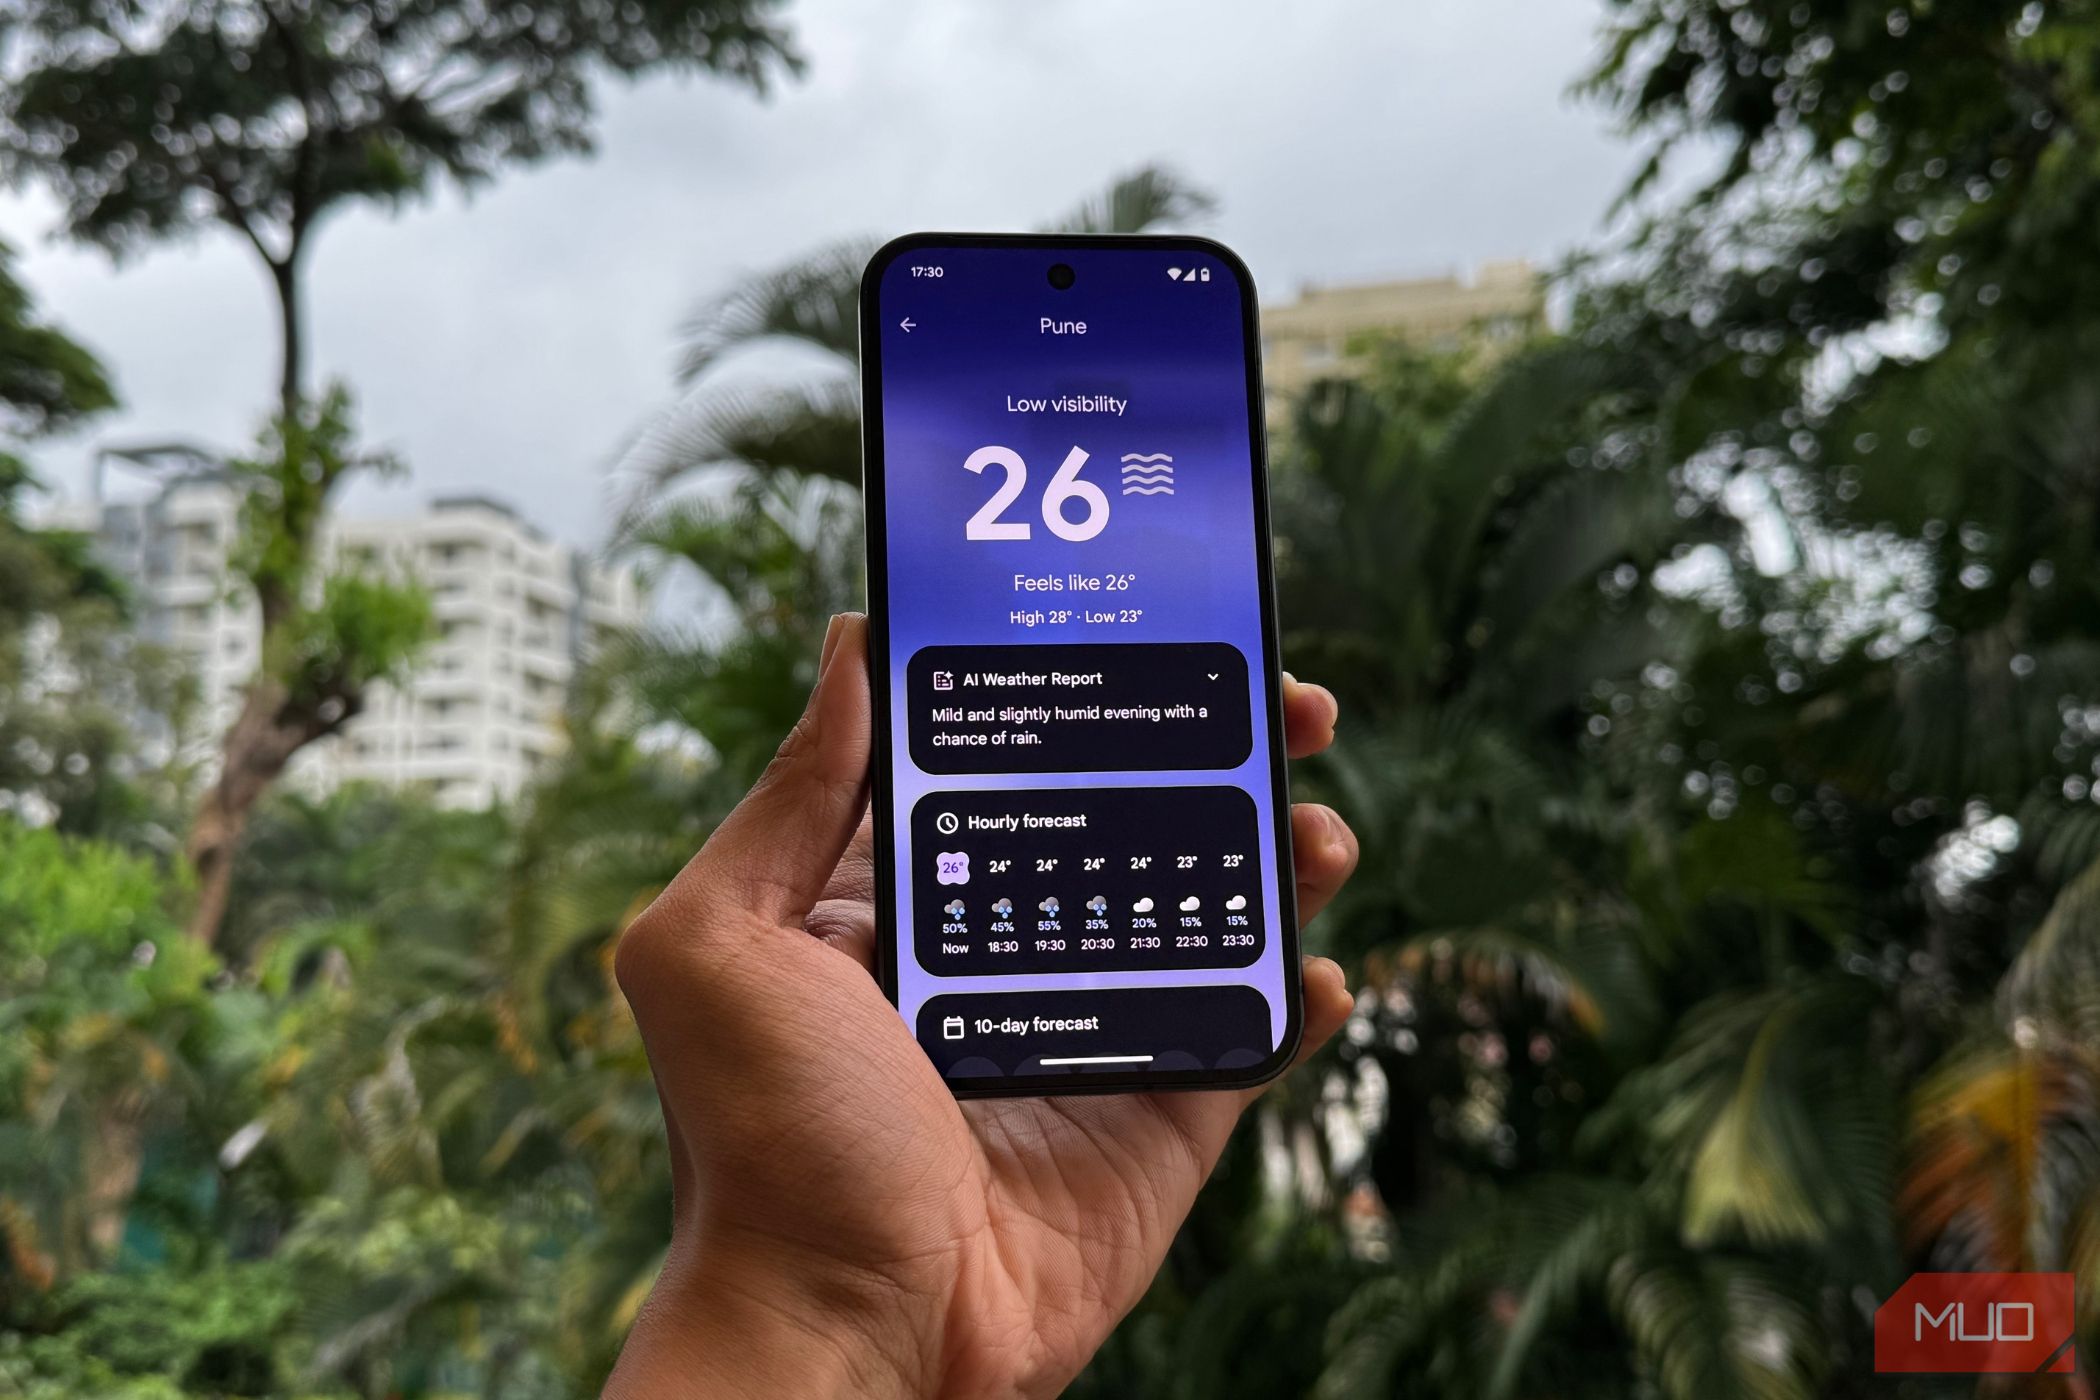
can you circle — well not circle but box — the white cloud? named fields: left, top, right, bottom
left=0, top=0, right=1631, bottom=546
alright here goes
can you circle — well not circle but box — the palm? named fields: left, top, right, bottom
left=612, top=165, right=1218, bottom=534
left=795, top=818, right=1265, bottom=1387
left=615, top=640, right=1351, bottom=1398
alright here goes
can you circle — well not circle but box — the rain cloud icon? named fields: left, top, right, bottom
left=944, top=899, right=965, bottom=918
left=1038, top=897, right=1061, bottom=915
left=992, top=898, right=1014, bottom=918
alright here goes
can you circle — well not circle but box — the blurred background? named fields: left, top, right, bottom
left=3, top=0, right=2098, bottom=1395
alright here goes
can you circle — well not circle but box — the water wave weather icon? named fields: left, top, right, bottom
left=1120, top=452, right=1175, bottom=495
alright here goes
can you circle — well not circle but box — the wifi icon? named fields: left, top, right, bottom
left=1167, top=267, right=1184, bottom=281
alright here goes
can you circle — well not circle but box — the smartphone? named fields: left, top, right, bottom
left=861, top=233, right=1300, bottom=1097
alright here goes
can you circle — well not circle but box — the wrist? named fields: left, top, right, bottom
left=607, top=1242, right=943, bottom=1400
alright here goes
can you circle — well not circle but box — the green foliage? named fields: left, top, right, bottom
left=0, top=241, right=114, bottom=437
left=1278, top=5, right=2100, bottom=1396
left=0, top=492, right=189, bottom=835
left=274, top=575, right=433, bottom=719
left=0, top=243, right=187, bottom=838
left=0, top=824, right=211, bottom=1282
left=613, top=468, right=861, bottom=775
left=616, top=165, right=1219, bottom=520
left=0, top=0, right=800, bottom=262
left=2, top=1259, right=312, bottom=1399
left=1586, top=0, right=2099, bottom=335
left=0, top=0, right=805, bottom=949
left=15, top=6, right=2100, bottom=1393
left=140, top=386, right=436, bottom=944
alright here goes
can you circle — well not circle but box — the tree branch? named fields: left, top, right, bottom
left=213, top=198, right=282, bottom=271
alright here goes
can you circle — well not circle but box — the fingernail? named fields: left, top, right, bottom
left=818, top=614, right=846, bottom=674
left=1304, top=955, right=1346, bottom=995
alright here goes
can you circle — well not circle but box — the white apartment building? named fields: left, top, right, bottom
left=91, top=472, right=262, bottom=740
left=89, top=479, right=643, bottom=809
left=1260, top=260, right=1543, bottom=409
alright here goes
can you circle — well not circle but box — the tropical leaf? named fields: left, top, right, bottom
left=627, top=165, right=1217, bottom=548
left=2002, top=850, right=2100, bottom=1038
left=613, top=376, right=863, bottom=530
left=1578, top=978, right=1896, bottom=1250
left=1900, top=1041, right=2100, bottom=1273
left=1398, top=925, right=1609, bottom=1037
left=1044, top=164, right=1217, bottom=235
left=1605, top=1250, right=1822, bottom=1400
left=672, top=238, right=873, bottom=384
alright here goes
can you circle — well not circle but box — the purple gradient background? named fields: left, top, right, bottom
left=873, top=243, right=1289, bottom=1053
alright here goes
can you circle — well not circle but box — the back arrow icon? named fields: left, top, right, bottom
left=899, top=317, right=916, bottom=332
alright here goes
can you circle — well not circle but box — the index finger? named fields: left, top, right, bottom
left=650, top=614, right=872, bottom=934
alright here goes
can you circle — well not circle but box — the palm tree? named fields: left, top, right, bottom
left=609, top=165, right=1217, bottom=527
left=1296, top=237, right=2100, bottom=1400
left=210, top=784, right=674, bottom=1394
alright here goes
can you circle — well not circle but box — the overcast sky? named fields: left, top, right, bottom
left=2, top=0, right=1634, bottom=548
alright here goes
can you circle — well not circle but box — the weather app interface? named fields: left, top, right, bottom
left=876, top=244, right=1289, bottom=1083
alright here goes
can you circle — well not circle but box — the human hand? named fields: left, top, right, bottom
left=607, top=614, right=1358, bottom=1399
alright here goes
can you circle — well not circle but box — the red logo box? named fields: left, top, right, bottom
left=1874, top=1272, right=2075, bottom=1373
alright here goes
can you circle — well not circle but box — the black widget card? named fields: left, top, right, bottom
left=905, top=642, right=1251, bottom=775
left=909, top=785, right=1265, bottom=976
left=915, top=985, right=1273, bottom=1079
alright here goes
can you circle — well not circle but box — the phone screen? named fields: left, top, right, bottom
left=863, top=235, right=1299, bottom=1095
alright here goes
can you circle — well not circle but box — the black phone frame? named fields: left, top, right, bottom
left=860, top=231, right=1303, bottom=1098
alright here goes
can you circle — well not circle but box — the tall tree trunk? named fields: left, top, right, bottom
left=185, top=675, right=357, bottom=944
left=184, top=250, right=322, bottom=947
left=272, top=255, right=301, bottom=422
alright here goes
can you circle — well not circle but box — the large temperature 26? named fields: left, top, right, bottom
left=963, top=445, right=1110, bottom=542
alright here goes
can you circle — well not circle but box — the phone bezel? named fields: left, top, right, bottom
left=860, top=231, right=1303, bottom=1098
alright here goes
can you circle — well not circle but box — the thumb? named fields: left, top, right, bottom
left=673, top=613, right=872, bottom=929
